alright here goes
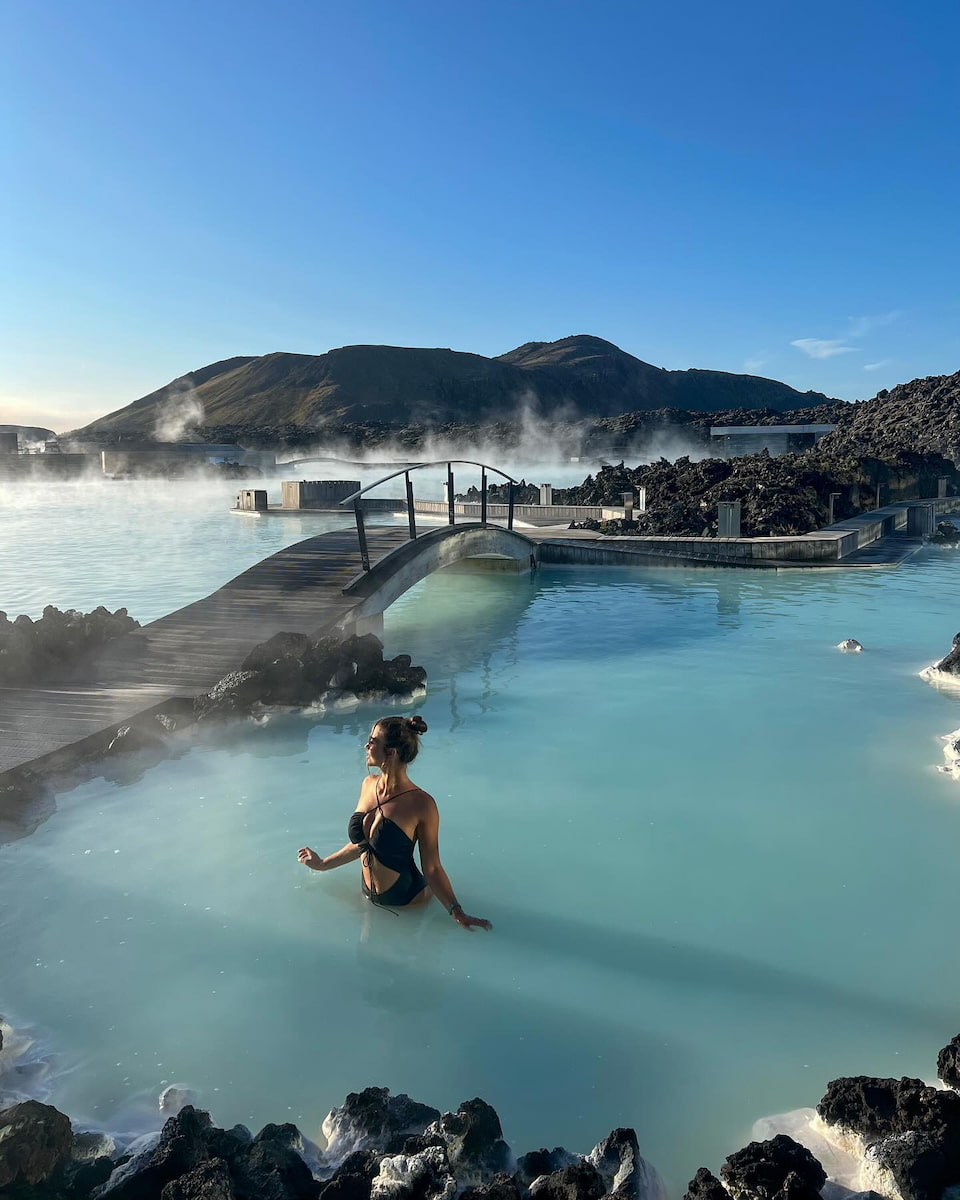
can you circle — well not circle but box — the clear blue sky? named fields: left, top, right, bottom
left=3, top=0, right=960, bottom=430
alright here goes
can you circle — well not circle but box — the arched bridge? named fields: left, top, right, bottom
left=338, top=521, right=539, bottom=637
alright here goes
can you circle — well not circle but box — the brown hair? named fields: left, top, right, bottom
left=376, top=715, right=428, bottom=764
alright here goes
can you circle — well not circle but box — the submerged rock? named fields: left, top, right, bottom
left=720, top=1134, right=826, bottom=1200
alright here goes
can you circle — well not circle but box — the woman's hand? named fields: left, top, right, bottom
left=297, top=847, right=326, bottom=871
left=453, top=907, right=492, bottom=932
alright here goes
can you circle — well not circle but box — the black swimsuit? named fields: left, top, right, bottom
left=348, top=788, right=427, bottom=908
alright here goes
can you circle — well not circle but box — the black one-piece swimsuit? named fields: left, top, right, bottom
left=348, top=792, right=427, bottom=907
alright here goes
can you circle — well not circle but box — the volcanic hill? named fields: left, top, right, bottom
left=71, top=335, right=833, bottom=439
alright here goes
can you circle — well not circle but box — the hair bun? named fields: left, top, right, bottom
left=407, top=716, right=428, bottom=735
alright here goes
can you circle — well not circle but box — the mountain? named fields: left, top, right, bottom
left=71, top=335, right=834, bottom=439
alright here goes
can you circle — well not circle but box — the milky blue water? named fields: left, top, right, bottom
left=2, top=481, right=960, bottom=1191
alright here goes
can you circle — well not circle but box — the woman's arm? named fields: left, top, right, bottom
left=417, top=798, right=491, bottom=931
left=297, top=842, right=362, bottom=872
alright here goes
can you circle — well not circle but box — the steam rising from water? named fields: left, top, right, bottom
left=277, top=404, right=710, bottom=476
left=153, top=386, right=205, bottom=442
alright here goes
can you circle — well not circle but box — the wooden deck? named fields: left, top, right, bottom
left=0, top=526, right=409, bottom=778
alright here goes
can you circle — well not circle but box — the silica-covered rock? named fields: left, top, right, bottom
left=933, top=634, right=960, bottom=676
left=937, top=1034, right=960, bottom=1091
left=369, top=1146, right=457, bottom=1200
left=321, top=1089, right=442, bottom=1168
left=587, top=1128, right=665, bottom=1200
left=816, top=1077, right=960, bottom=1200
left=719, top=1134, right=826, bottom=1200
left=527, top=1160, right=606, bottom=1200
left=424, top=1098, right=512, bottom=1186
left=0, top=1099, right=73, bottom=1189
left=684, top=1167, right=729, bottom=1200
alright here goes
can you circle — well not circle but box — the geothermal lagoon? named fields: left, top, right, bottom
left=2, top=475, right=960, bottom=1191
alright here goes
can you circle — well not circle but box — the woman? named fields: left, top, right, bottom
left=297, top=716, right=491, bottom=931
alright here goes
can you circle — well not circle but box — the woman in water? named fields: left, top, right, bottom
left=297, top=716, right=491, bottom=931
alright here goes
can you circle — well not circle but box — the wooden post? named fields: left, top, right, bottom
left=354, top=499, right=371, bottom=572
left=481, top=469, right=488, bottom=526
left=507, top=481, right=515, bottom=531
left=447, top=464, right=455, bottom=525
left=405, top=471, right=417, bottom=540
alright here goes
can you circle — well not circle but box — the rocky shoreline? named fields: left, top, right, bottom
left=3, top=1033, right=960, bottom=1200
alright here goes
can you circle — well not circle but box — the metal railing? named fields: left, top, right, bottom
left=338, top=460, right=519, bottom=571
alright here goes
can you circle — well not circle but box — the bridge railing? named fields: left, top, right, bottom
left=338, top=460, right=519, bottom=571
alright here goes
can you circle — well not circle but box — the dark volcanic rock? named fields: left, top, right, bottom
left=867, top=1130, right=960, bottom=1200
left=459, top=1174, right=522, bottom=1200
left=96, top=1106, right=216, bottom=1199
left=527, top=1161, right=606, bottom=1200
left=0, top=605, right=140, bottom=687
left=933, top=634, right=960, bottom=676
left=425, top=1098, right=512, bottom=1185
left=196, top=633, right=425, bottom=721
left=937, top=1034, right=960, bottom=1091
left=193, top=670, right=266, bottom=721
left=322, top=1088, right=442, bottom=1167
left=320, top=1174, right=375, bottom=1200
left=719, top=1135, right=825, bottom=1200
left=817, top=1075, right=960, bottom=1143
left=161, top=1157, right=237, bottom=1200
left=515, top=1150, right=578, bottom=1189
left=684, top=1167, right=729, bottom=1200
left=236, top=1122, right=320, bottom=1200
left=0, top=1099, right=73, bottom=1189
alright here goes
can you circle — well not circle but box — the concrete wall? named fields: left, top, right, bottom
left=538, top=495, right=960, bottom=568
left=281, top=479, right=360, bottom=509
left=0, top=454, right=95, bottom=481
left=339, top=523, right=539, bottom=633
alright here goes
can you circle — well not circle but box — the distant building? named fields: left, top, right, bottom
left=709, top=424, right=836, bottom=458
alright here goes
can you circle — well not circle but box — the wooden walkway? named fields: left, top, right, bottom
left=0, top=526, right=409, bottom=779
